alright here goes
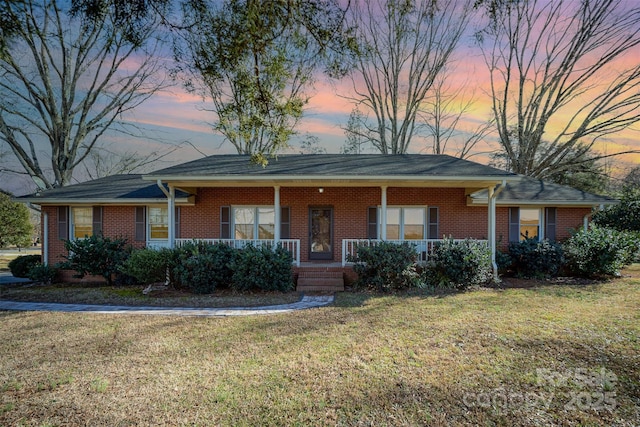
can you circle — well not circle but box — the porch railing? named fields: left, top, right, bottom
left=341, top=239, right=487, bottom=266
left=174, top=238, right=301, bottom=266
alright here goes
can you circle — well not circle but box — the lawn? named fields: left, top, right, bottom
left=1, top=267, right=639, bottom=426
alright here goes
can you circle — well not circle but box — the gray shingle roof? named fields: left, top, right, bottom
left=17, top=174, right=191, bottom=203
left=470, top=176, right=617, bottom=206
left=147, top=154, right=518, bottom=178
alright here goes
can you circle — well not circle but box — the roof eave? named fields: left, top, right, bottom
left=18, top=197, right=195, bottom=206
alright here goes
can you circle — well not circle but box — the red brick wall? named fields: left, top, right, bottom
left=42, top=189, right=595, bottom=266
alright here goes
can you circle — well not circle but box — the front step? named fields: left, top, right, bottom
left=297, top=270, right=344, bottom=292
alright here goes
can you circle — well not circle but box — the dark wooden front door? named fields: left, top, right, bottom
left=309, top=207, right=333, bottom=260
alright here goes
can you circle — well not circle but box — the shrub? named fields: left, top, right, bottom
left=563, top=225, right=640, bottom=278
left=8, top=254, right=41, bottom=278
left=592, top=187, right=640, bottom=232
left=348, top=242, right=421, bottom=292
left=58, top=235, right=129, bottom=285
left=230, top=244, right=294, bottom=292
left=121, top=248, right=173, bottom=285
left=172, top=241, right=235, bottom=294
left=507, top=237, right=564, bottom=278
left=27, top=263, right=58, bottom=285
left=425, top=238, right=492, bottom=290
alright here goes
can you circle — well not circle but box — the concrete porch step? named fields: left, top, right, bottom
left=297, top=270, right=344, bottom=292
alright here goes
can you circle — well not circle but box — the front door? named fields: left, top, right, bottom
left=309, top=207, right=333, bottom=260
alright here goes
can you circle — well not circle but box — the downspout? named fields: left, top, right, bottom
left=489, top=180, right=507, bottom=281
left=43, top=211, right=48, bottom=265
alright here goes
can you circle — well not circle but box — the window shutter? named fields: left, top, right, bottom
left=58, top=206, right=69, bottom=240
left=367, top=207, right=378, bottom=239
left=92, top=206, right=103, bottom=236
left=427, top=207, right=439, bottom=239
left=509, top=207, right=520, bottom=242
left=545, top=207, right=557, bottom=241
left=220, top=206, right=230, bottom=239
left=175, top=206, right=181, bottom=239
left=135, top=207, right=146, bottom=241
left=280, top=207, right=290, bottom=239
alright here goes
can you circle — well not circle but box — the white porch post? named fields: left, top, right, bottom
left=380, top=186, right=388, bottom=240
left=274, top=185, right=281, bottom=243
left=168, top=185, right=176, bottom=248
left=488, top=185, right=497, bottom=279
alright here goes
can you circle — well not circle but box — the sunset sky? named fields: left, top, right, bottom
left=3, top=0, right=640, bottom=195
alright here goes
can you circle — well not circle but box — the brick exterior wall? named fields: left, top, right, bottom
left=42, top=187, right=594, bottom=266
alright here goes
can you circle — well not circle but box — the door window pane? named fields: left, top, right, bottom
left=311, top=209, right=332, bottom=253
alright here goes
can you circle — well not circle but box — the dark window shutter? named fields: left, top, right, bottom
left=58, top=206, right=69, bottom=240
left=428, top=207, right=439, bottom=239
left=367, top=207, right=378, bottom=239
left=545, top=207, right=557, bottom=241
left=135, top=207, right=146, bottom=242
left=92, top=206, right=103, bottom=236
left=280, top=207, right=290, bottom=239
left=509, top=207, right=520, bottom=242
left=175, top=206, right=181, bottom=239
left=220, top=206, right=230, bottom=239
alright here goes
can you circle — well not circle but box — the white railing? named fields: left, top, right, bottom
left=341, top=239, right=488, bottom=266
left=174, top=238, right=301, bottom=266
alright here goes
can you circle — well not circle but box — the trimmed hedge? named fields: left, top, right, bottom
left=172, top=241, right=235, bottom=294
left=507, top=237, right=564, bottom=278
left=8, top=254, right=41, bottom=278
left=230, top=244, right=294, bottom=292
left=425, top=238, right=492, bottom=290
left=121, top=247, right=173, bottom=285
left=563, top=225, right=640, bottom=278
left=348, top=242, right=421, bottom=292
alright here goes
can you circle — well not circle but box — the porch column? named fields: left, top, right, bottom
left=274, top=185, right=281, bottom=243
left=168, top=185, right=176, bottom=248
left=380, top=185, right=388, bottom=240
left=488, top=185, right=497, bottom=279
left=43, top=211, right=48, bottom=265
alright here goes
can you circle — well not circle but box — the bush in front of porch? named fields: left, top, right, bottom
left=348, top=242, right=421, bottom=292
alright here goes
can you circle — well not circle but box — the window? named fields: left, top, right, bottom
left=381, top=207, right=429, bottom=240
left=149, top=206, right=168, bottom=239
left=233, top=207, right=275, bottom=239
left=71, top=207, right=93, bottom=239
left=221, top=206, right=290, bottom=239
left=509, top=207, right=549, bottom=242
left=520, top=208, right=540, bottom=240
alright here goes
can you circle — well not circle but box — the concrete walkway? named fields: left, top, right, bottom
left=0, top=294, right=335, bottom=317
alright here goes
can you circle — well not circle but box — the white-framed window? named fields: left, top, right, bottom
left=233, top=206, right=275, bottom=239
left=509, top=207, right=544, bottom=242
left=384, top=207, right=427, bottom=240
left=148, top=206, right=168, bottom=240
left=71, top=206, right=93, bottom=239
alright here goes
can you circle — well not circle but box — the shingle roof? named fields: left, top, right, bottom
left=17, top=174, right=191, bottom=203
left=470, top=176, right=617, bottom=206
left=147, top=154, right=518, bottom=178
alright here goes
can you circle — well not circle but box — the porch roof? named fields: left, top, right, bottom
left=468, top=176, right=617, bottom=207
left=16, top=174, right=194, bottom=205
left=145, top=154, right=518, bottom=188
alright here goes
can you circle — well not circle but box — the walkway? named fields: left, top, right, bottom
left=0, top=295, right=334, bottom=317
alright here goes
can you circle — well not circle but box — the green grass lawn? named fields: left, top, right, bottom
left=1, top=266, right=639, bottom=426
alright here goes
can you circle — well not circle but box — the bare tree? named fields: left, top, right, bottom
left=478, top=0, right=640, bottom=179
left=0, top=0, right=166, bottom=189
left=419, top=73, right=494, bottom=159
left=81, top=144, right=182, bottom=180
left=344, top=0, right=472, bottom=154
